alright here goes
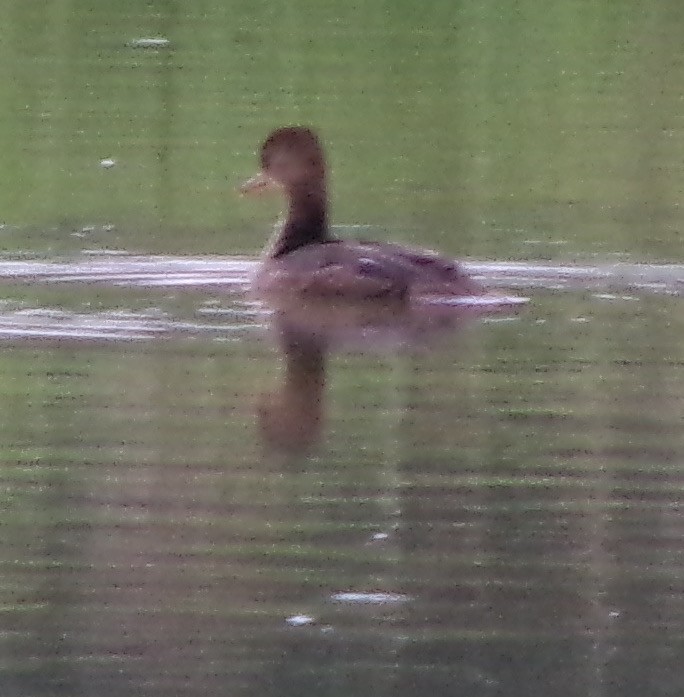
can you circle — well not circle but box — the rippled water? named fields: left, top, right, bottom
left=0, top=254, right=679, bottom=340
left=0, top=257, right=681, bottom=697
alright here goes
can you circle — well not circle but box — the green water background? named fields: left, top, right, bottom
left=1, top=0, right=683, bottom=260
left=1, top=3, right=683, bottom=696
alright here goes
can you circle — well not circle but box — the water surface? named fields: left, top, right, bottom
left=2, top=1, right=684, bottom=262
left=1, top=1, right=683, bottom=695
left=0, top=257, right=682, bottom=697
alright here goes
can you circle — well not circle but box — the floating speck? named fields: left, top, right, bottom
left=482, top=316, right=521, bottom=324
left=80, top=249, right=130, bottom=256
left=100, top=158, right=116, bottom=169
left=130, top=37, right=170, bottom=49
left=370, top=532, right=389, bottom=542
left=430, top=295, right=528, bottom=308
left=593, top=293, right=638, bottom=301
left=285, top=615, right=315, bottom=627
left=331, top=592, right=410, bottom=605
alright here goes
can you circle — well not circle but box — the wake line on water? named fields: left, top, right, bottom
left=0, top=309, right=261, bottom=342
left=0, top=254, right=680, bottom=294
left=0, top=254, right=678, bottom=342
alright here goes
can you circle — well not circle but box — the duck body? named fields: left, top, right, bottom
left=254, top=238, right=482, bottom=300
left=243, top=126, right=484, bottom=302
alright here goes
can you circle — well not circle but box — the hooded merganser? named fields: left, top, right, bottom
left=241, top=126, right=484, bottom=300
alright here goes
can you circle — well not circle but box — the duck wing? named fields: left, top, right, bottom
left=259, top=240, right=481, bottom=299
left=298, top=242, right=409, bottom=299
left=354, top=240, right=483, bottom=296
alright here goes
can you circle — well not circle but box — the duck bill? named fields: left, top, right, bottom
left=239, top=170, right=277, bottom=196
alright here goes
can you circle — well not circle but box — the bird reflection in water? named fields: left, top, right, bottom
left=257, top=317, right=327, bottom=454
left=256, top=298, right=517, bottom=454
left=244, top=126, right=527, bottom=452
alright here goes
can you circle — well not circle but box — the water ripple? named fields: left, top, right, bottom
left=0, top=254, right=679, bottom=342
left=0, top=254, right=678, bottom=294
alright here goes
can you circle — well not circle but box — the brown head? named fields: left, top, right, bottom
left=241, top=126, right=326, bottom=195
left=242, top=126, right=330, bottom=256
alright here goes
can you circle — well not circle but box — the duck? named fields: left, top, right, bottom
left=241, top=126, right=484, bottom=301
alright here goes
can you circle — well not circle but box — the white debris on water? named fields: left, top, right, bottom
left=130, top=38, right=170, bottom=49
left=592, top=293, right=638, bottom=301
left=330, top=592, right=410, bottom=605
left=285, top=615, right=315, bottom=627
left=99, top=158, right=116, bottom=169
left=430, top=294, right=529, bottom=307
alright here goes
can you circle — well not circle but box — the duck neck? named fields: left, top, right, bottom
left=268, top=184, right=330, bottom=258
